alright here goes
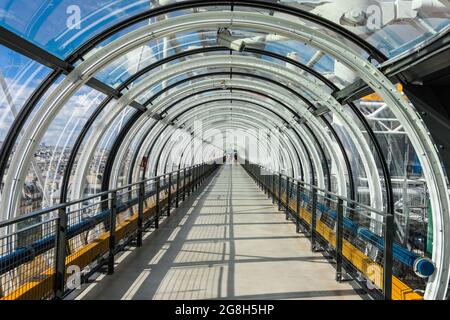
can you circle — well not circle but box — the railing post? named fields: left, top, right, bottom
left=192, top=166, right=196, bottom=191
left=262, top=170, right=265, bottom=194
left=259, top=168, right=263, bottom=190
left=285, top=177, right=290, bottom=219
left=189, top=167, right=193, bottom=194
left=383, top=214, right=394, bottom=300
left=54, top=207, right=67, bottom=299
left=296, top=180, right=301, bottom=233
left=136, top=182, right=144, bottom=247
left=192, top=165, right=198, bottom=191
left=167, top=173, right=172, bottom=217
left=183, top=168, right=187, bottom=201
left=311, top=188, right=317, bottom=252
left=193, top=166, right=196, bottom=190
left=193, top=166, right=196, bottom=192
left=108, top=191, right=117, bottom=275
left=197, top=164, right=201, bottom=187
left=202, top=164, right=205, bottom=183
left=257, top=167, right=261, bottom=188
left=192, top=166, right=196, bottom=192
left=187, top=168, right=191, bottom=196
left=272, top=173, right=275, bottom=204
left=203, top=163, right=206, bottom=182
left=176, top=170, right=180, bottom=208
left=155, top=178, right=160, bottom=229
left=261, top=169, right=265, bottom=194
left=278, top=173, right=282, bottom=211
left=336, top=198, right=344, bottom=282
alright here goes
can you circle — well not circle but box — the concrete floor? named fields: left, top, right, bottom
left=77, top=164, right=362, bottom=300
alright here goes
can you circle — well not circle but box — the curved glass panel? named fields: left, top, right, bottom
left=64, top=98, right=116, bottom=201
left=93, top=27, right=351, bottom=91
left=84, top=105, right=135, bottom=196
left=278, top=0, right=450, bottom=58
left=0, top=45, right=51, bottom=144
left=18, top=86, right=105, bottom=213
left=0, top=0, right=155, bottom=58
left=0, top=74, right=65, bottom=218
left=348, top=84, right=429, bottom=259
left=114, top=117, right=158, bottom=186
left=322, top=111, right=370, bottom=205
left=2, top=0, right=447, bottom=61
left=131, top=63, right=332, bottom=107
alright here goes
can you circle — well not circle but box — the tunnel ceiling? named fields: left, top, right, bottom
left=0, top=0, right=449, bottom=299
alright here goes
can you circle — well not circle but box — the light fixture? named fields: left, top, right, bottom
left=216, top=28, right=246, bottom=52
left=313, top=103, right=330, bottom=117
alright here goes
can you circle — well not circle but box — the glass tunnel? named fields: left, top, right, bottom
left=0, top=0, right=449, bottom=301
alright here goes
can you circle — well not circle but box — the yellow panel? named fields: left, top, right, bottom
left=1, top=189, right=174, bottom=300
left=286, top=197, right=422, bottom=300
left=361, top=84, right=403, bottom=102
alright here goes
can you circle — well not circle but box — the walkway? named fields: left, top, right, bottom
left=76, top=164, right=362, bottom=300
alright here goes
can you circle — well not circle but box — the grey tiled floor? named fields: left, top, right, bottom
left=77, top=164, right=361, bottom=300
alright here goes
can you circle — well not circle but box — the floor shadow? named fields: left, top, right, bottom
left=79, top=164, right=362, bottom=301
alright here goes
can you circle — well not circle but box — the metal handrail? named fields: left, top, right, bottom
left=244, top=162, right=438, bottom=300
left=0, top=164, right=204, bottom=229
left=257, top=164, right=388, bottom=217
left=0, top=161, right=219, bottom=300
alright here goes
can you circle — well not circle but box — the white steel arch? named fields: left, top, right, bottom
left=1, top=11, right=447, bottom=298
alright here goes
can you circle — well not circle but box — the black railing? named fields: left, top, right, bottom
left=0, top=162, right=219, bottom=300
left=242, top=163, right=431, bottom=301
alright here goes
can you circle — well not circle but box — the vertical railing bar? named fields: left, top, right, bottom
left=296, top=180, right=301, bottom=233
left=54, top=207, right=67, bottom=299
left=311, top=188, right=317, bottom=252
left=286, top=177, right=290, bottom=219
left=108, top=191, right=117, bottom=275
left=155, top=178, right=160, bottom=229
left=272, top=173, right=275, bottom=204
left=183, top=168, right=187, bottom=201
left=167, top=173, right=172, bottom=217
left=383, top=214, right=394, bottom=300
left=136, top=182, right=144, bottom=247
left=176, top=169, right=180, bottom=208
left=278, top=173, right=282, bottom=211
left=336, top=197, right=344, bottom=282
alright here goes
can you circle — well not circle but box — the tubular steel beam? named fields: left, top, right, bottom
left=65, top=0, right=387, bottom=64
left=148, top=99, right=308, bottom=179
left=119, top=76, right=344, bottom=199
left=137, top=73, right=345, bottom=189
left=101, top=110, right=145, bottom=193
left=0, top=26, right=72, bottom=72
left=158, top=94, right=321, bottom=183
left=60, top=96, right=113, bottom=202
left=0, top=0, right=388, bottom=215
left=155, top=88, right=307, bottom=180
left=0, top=26, right=146, bottom=104
left=133, top=99, right=305, bottom=183
left=57, top=45, right=381, bottom=205
left=119, top=70, right=316, bottom=185
left=11, top=49, right=380, bottom=238
left=5, top=2, right=444, bottom=296
left=122, top=85, right=316, bottom=188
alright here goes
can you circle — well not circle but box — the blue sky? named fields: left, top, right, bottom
left=1, top=0, right=448, bottom=147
